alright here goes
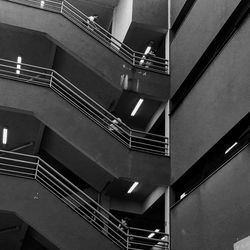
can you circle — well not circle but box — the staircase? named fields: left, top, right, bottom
left=0, top=149, right=169, bottom=249
left=0, top=58, right=170, bottom=187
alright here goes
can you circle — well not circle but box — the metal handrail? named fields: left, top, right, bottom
left=0, top=58, right=169, bottom=156
left=7, top=0, right=169, bottom=74
left=0, top=150, right=169, bottom=249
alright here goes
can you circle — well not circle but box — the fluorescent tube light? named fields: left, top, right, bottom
left=148, top=229, right=160, bottom=239
left=40, top=0, right=45, bottom=8
left=180, top=192, right=186, bottom=199
left=2, top=128, right=8, bottom=145
left=16, top=56, right=22, bottom=74
left=131, top=98, right=144, bottom=116
left=225, top=142, right=238, bottom=154
left=127, top=182, right=139, bottom=194
left=144, top=45, right=151, bottom=55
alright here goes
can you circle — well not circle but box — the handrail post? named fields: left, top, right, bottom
left=126, top=228, right=130, bottom=250
left=50, top=71, right=53, bottom=88
left=60, top=0, right=64, bottom=13
left=129, top=131, right=132, bottom=148
left=35, top=158, right=39, bottom=179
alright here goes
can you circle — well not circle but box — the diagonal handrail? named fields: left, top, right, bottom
left=7, top=0, right=169, bottom=74
left=0, top=58, right=169, bottom=156
left=0, top=149, right=169, bottom=249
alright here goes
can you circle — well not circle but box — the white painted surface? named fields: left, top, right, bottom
left=234, top=236, right=250, bottom=250
left=111, top=0, right=133, bottom=44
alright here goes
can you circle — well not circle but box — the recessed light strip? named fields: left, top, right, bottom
left=131, top=98, right=144, bottom=116
left=40, top=0, right=45, bottom=8
left=16, top=56, right=22, bottom=75
left=148, top=229, right=160, bottom=238
left=225, top=142, right=238, bottom=154
left=2, top=128, right=8, bottom=145
left=127, top=181, right=139, bottom=194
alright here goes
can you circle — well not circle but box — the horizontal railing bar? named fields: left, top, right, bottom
left=0, top=58, right=53, bottom=71
left=0, top=156, right=37, bottom=165
left=0, top=149, right=38, bottom=159
left=129, top=227, right=169, bottom=235
left=0, top=168, right=35, bottom=176
left=0, top=162, right=36, bottom=171
left=131, top=145, right=166, bottom=155
left=0, top=170, right=35, bottom=180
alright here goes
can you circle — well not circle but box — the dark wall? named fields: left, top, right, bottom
left=0, top=24, right=55, bottom=67
left=53, top=47, right=120, bottom=109
left=170, top=0, right=241, bottom=97
left=132, top=0, right=168, bottom=29
left=171, top=14, right=250, bottom=182
left=171, top=145, right=250, bottom=250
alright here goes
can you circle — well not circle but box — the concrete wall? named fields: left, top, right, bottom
left=0, top=175, right=120, bottom=250
left=112, top=0, right=133, bottom=43
left=171, top=145, right=250, bottom=250
left=0, top=24, right=55, bottom=68
left=0, top=78, right=170, bottom=186
left=171, top=0, right=242, bottom=97
left=53, top=47, right=120, bottom=109
left=171, top=13, right=250, bottom=182
left=132, top=0, right=168, bottom=29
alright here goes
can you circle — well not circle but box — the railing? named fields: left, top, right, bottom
left=0, top=149, right=169, bottom=249
left=0, top=58, right=169, bottom=156
left=7, top=0, right=169, bottom=74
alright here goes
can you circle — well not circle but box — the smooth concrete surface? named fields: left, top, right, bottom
left=171, top=0, right=194, bottom=29
left=112, top=0, right=133, bottom=43
left=171, top=145, right=250, bottom=250
left=52, top=47, right=121, bottom=110
left=0, top=1, right=168, bottom=101
left=171, top=0, right=242, bottom=97
left=0, top=23, right=55, bottom=68
left=0, top=78, right=170, bottom=186
left=171, top=13, right=250, bottom=183
left=132, top=0, right=168, bottom=30
left=0, top=175, right=120, bottom=250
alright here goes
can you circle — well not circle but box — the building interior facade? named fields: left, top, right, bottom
left=0, top=0, right=249, bottom=249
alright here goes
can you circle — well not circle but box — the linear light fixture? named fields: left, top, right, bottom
left=144, top=45, right=152, bottom=55
left=139, top=42, right=153, bottom=65
left=148, top=229, right=160, bottom=239
left=180, top=192, right=186, bottom=200
left=40, top=0, right=45, bottom=8
left=131, top=98, right=144, bottom=116
left=16, top=56, right=22, bottom=74
left=225, top=142, right=238, bottom=154
left=127, top=182, right=139, bottom=194
left=2, top=128, right=8, bottom=145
